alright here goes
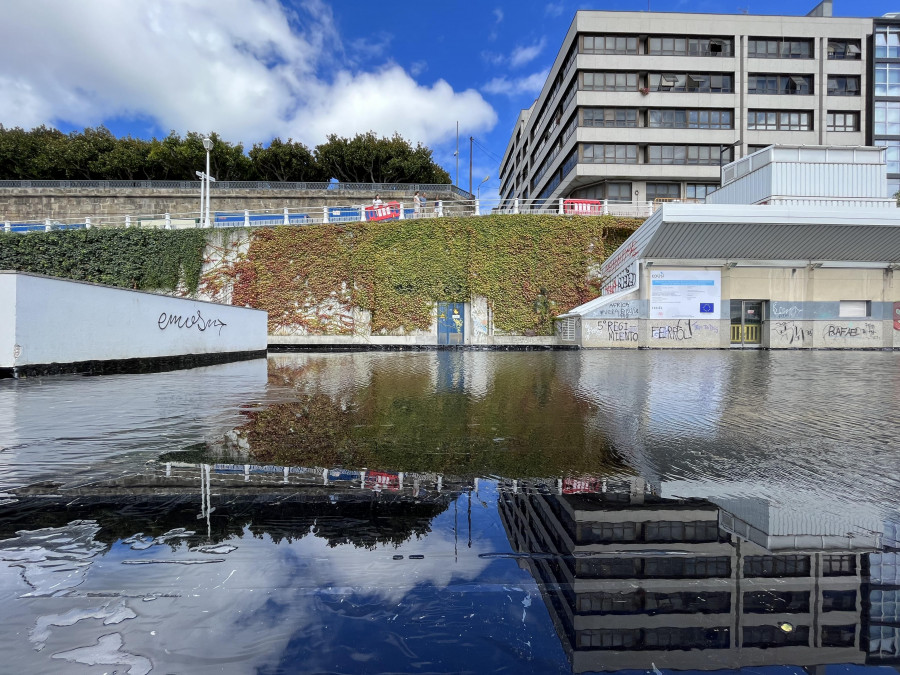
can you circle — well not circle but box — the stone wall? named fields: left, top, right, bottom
left=0, top=187, right=466, bottom=222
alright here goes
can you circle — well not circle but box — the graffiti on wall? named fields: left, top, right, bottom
left=158, top=309, right=227, bottom=336
left=773, top=321, right=811, bottom=346
left=771, top=303, right=803, bottom=320
left=822, top=323, right=878, bottom=340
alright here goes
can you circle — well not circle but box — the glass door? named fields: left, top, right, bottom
left=730, top=300, right=763, bottom=346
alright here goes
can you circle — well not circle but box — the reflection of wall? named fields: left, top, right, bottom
left=498, top=478, right=870, bottom=673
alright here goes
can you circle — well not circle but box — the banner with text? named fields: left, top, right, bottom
left=650, top=270, right=721, bottom=319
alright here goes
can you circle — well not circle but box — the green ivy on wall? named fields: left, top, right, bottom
left=0, top=228, right=207, bottom=293
left=229, top=214, right=642, bottom=335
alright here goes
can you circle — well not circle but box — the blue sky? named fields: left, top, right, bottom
left=2, top=0, right=896, bottom=195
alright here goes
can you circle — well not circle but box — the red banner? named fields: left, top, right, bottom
left=365, top=471, right=400, bottom=491
left=562, top=477, right=603, bottom=494
left=563, top=199, right=603, bottom=215
left=365, top=202, right=401, bottom=221
left=894, top=302, right=900, bottom=331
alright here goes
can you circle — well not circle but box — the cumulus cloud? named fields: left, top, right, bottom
left=509, top=38, right=547, bottom=68
left=0, top=0, right=496, bottom=148
left=482, top=69, right=550, bottom=98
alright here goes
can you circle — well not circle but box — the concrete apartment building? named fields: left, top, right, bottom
left=499, top=2, right=871, bottom=206
left=872, top=14, right=900, bottom=195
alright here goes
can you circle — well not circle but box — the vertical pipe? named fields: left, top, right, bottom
left=204, top=150, right=211, bottom=228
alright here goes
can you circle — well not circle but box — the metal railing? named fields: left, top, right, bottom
left=1, top=197, right=656, bottom=233
left=0, top=179, right=474, bottom=198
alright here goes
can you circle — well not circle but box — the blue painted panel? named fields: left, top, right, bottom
left=437, top=302, right=464, bottom=345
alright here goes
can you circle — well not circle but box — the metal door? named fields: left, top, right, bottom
left=437, top=302, right=465, bottom=345
left=730, top=300, right=763, bottom=345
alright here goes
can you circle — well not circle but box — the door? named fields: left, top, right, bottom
left=730, top=300, right=763, bottom=346
left=437, top=302, right=465, bottom=345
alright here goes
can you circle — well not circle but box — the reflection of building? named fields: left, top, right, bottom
left=864, top=521, right=900, bottom=665
left=498, top=476, right=877, bottom=672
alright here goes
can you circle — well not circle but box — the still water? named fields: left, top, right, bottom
left=0, top=350, right=898, bottom=674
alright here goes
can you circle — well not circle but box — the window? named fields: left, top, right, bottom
left=823, top=553, right=857, bottom=575
left=876, top=140, right=900, bottom=174
left=828, top=39, right=861, bottom=59
left=823, top=590, right=857, bottom=611
left=644, top=520, right=719, bottom=542
left=875, top=101, right=900, bottom=136
left=875, top=25, right=900, bottom=58
left=748, top=74, right=812, bottom=95
left=743, top=591, right=810, bottom=613
left=643, top=556, right=730, bottom=578
left=743, top=625, right=810, bottom=647
left=578, top=591, right=642, bottom=614
left=649, top=72, right=733, bottom=93
left=648, top=36, right=733, bottom=56
left=578, top=557, right=641, bottom=578
left=644, top=592, right=731, bottom=614
left=557, top=317, right=576, bottom=341
left=606, top=183, right=632, bottom=202
left=748, top=110, right=812, bottom=131
left=583, top=521, right=638, bottom=544
left=838, top=301, right=869, bottom=319
left=581, top=107, right=638, bottom=128
left=581, top=71, right=638, bottom=91
left=570, top=182, right=632, bottom=202
left=646, top=183, right=681, bottom=201
left=875, top=64, right=900, bottom=97
left=582, top=34, right=639, bottom=54
left=643, top=627, right=730, bottom=650
left=582, top=143, right=639, bottom=164
left=648, top=108, right=732, bottom=129
left=748, top=38, right=813, bottom=59
left=743, top=555, right=811, bottom=577
left=686, top=184, right=717, bottom=200
left=821, top=625, right=856, bottom=647
left=828, top=75, right=860, bottom=96
left=648, top=145, right=726, bottom=165
left=578, top=629, right=640, bottom=649
left=828, top=111, right=860, bottom=132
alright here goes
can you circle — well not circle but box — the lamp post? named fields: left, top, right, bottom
left=202, top=136, right=213, bottom=227
left=477, top=176, right=490, bottom=200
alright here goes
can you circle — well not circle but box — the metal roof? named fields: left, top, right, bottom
left=628, top=204, right=900, bottom=265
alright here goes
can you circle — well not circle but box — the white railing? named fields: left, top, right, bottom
left=2, top=198, right=658, bottom=233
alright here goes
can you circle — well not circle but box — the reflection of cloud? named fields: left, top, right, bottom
left=52, top=633, right=151, bottom=675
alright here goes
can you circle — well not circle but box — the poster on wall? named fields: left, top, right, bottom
left=650, top=270, right=721, bottom=319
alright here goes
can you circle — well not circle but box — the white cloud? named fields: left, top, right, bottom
left=545, top=2, right=565, bottom=17
left=482, top=69, right=550, bottom=98
left=493, top=8, right=504, bottom=22
left=0, top=0, right=496, bottom=149
left=509, top=38, right=547, bottom=68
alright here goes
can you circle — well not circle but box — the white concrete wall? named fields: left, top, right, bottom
left=0, top=273, right=16, bottom=367
left=1, top=272, right=267, bottom=368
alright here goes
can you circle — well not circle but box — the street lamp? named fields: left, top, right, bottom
left=202, top=136, right=213, bottom=227
left=477, top=175, right=490, bottom=200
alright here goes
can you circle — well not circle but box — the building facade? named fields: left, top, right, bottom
left=871, top=14, right=900, bottom=196
left=499, top=5, right=871, bottom=207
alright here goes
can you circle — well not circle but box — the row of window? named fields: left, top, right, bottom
left=576, top=625, right=855, bottom=652
left=578, top=71, right=861, bottom=95
left=582, top=143, right=733, bottom=166
left=575, top=589, right=856, bottom=616
left=579, top=107, right=858, bottom=131
left=578, top=34, right=861, bottom=60
left=580, top=519, right=719, bottom=544
left=570, top=182, right=716, bottom=201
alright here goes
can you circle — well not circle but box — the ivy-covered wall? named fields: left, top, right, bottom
left=0, top=228, right=207, bottom=293
left=0, top=214, right=643, bottom=335
left=216, top=214, right=642, bottom=336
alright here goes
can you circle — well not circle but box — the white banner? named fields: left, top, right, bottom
left=650, top=270, right=720, bottom=319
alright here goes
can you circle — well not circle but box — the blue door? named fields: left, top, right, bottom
left=437, top=302, right=465, bottom=345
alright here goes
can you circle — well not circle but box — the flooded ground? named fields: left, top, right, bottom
left=0, top=350, right=898, bottom=674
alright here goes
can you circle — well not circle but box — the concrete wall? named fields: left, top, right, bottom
left=1, top=271, right=267, bottom=369
left=0, top=187, right=466, bottom=222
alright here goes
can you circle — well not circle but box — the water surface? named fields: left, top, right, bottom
left=0, top=351, right=898, bottom=674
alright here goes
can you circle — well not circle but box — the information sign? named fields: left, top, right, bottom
left=650, top=270, right=721, bottom=319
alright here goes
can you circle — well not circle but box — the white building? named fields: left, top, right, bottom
left=499, top=3, right=870, bottom=207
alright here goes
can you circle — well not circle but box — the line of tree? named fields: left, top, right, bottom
left=0, top=126, right=451, bottom=184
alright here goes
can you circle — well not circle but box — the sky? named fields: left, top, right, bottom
left=2, top=0, right=897, bottom=197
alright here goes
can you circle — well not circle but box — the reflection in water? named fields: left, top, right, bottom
left=0, top=350, right=898, bottom=673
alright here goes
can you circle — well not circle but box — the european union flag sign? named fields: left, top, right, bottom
left=700, top=303, right=714, bottom=313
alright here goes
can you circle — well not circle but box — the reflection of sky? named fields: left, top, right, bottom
left=0, top=482, right=568, bottom=674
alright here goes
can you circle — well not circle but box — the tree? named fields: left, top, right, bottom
left=249, top=137, right=322, bottom=182
left=0, top=125, right=66, bottom=179
left=91, top=135, right=154, bottom=180
left=314, top=132, right=450, bottom=184
left=58, top=126, right=117, bottom=179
